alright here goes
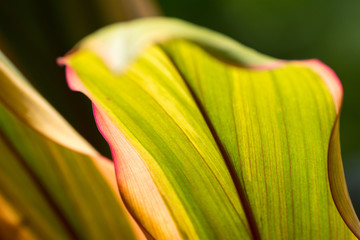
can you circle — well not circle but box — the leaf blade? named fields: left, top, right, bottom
left=63, top=17, right=360, bottom=239
left=65, top=46, right=253, bottom=239
left=162, top=39, right=359, bottom=239
left=0, top=51, right=143, bottom=240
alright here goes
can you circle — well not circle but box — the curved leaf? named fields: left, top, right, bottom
left=73, top=17, right=274, bottom=74
left=62, top=17, right=360, bottom=239
left=65, top=47, right=253, bottom=240
left=0, top=51, right=144, bottom=240
left=162, top=40, right=358, bottom=239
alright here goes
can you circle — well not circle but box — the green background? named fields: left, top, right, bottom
left=0, top=0, right=359, bottom=213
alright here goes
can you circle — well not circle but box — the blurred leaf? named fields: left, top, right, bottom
left=0, top=0, right=159, bottom=158
left=69, top=17, right=273, bottom=74
left=63, top=18, right=360, bottom=239
left=0, top=51, right=144, bottom=240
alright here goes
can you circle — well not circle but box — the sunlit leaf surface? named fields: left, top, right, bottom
left=0, top=51, right=143, bottom=240
left=63, top=18, right=360, bottom=239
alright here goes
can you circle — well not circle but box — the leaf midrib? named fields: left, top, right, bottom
left=160, top=45, right=261, bottom=240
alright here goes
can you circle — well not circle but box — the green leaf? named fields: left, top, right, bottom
left=62, top=17, right=360, bottom=239
left=0, top=51, right=144, bottom=240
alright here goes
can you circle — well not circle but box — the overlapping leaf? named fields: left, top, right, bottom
left=62, top=18, right=360, bottom=239
left=0, top=51, right=143, bottom=240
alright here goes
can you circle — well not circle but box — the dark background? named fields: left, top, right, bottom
left=0, top=0, right=359, bottom=214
